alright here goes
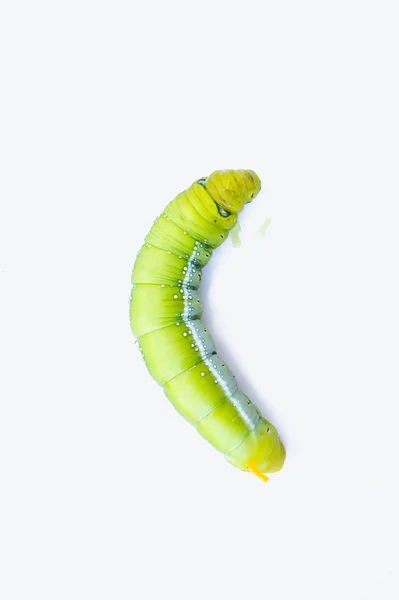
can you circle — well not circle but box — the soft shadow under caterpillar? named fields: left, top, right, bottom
left=130, top=169, right=285, bottom=482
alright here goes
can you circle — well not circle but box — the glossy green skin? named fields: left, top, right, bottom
left=130, top=170, right=286, bottom=477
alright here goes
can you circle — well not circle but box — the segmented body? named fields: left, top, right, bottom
left=130, top=170, right=285, bottom=480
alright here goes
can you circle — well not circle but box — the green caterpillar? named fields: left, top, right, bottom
left=130, top=169, right=285, bottom=482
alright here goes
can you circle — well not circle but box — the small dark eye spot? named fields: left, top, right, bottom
left=266, top=427, right=270, bottom=433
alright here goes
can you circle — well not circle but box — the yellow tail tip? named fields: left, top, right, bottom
left=247, top=461, right=269, bottom=482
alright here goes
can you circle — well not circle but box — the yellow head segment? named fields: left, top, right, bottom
left=201, top=169, right=261, bottom=215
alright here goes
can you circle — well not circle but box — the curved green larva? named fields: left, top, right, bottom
left=130, top=170, right=285, bottom=481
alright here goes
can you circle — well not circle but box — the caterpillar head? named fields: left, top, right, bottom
left=199, top=169, right=261, bottom=216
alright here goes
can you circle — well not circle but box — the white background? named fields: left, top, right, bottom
left=1, top=1, right=399, bottom=599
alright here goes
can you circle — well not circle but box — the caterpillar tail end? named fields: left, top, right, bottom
left=247, top=461, right=269, bottom=483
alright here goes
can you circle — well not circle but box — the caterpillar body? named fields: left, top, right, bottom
left=130, top=170, right=285, bottom=482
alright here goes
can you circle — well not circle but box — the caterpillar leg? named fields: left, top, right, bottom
left=258, top=217, right=271, bottom=236
left=230, top=219, right=242, bottom=247
left=247, top=460, right=269, bottom=483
